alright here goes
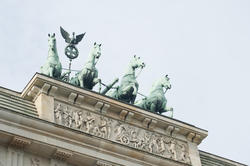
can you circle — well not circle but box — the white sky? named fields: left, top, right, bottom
left=0, top=0, right=249, bottom=165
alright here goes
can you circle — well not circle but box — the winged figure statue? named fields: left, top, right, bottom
left=60, top=26, right=86, bottom=45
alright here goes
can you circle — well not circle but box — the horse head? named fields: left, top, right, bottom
left=161, top=75, right=171, bottom=90
left=48, top=33, right=56, bottom=51
left=130, top=55, right=145, bottom=70
left=91, top=42, right=102, bottom=60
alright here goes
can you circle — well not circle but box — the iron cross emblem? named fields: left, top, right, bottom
left=65, top=45, right=79, bottom=59
left=60, top=26, right=86, bottom=60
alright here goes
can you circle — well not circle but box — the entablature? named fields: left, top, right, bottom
left=17, top=73, right=208, bottom=165
left=21, top=73, right=207, bottom=145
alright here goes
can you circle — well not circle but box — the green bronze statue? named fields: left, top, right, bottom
left=60, top=26, right=86, bottom=82
left=135, top=75, right=173, bottom=117
left=40, top=33, right=62, bottom=78
left=107, top=55, right=145, bottom=104
left=70, top=42, right=101, bottom=90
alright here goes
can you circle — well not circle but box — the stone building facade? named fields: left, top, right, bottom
left=0, top=74, right=246, bottom=166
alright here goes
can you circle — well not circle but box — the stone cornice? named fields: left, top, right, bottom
left=9, top=136, right=31, bottom=148
left=21, top=73, right=208, bottom=145
left=0, top=107, right=186, bottom=166
left=53, top=148, right=73, bottom=161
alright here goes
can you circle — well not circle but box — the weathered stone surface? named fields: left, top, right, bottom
left=0, top=88, right=38, bottom=117
left=35, top=93, right=54, bottom=122
left=10, top=136, right=31, bottom=148
left=53, top=101, right=191, bottom=164
left=5, top=73, right=241, bottom=166
left=53, top=148, right=73, bottom=161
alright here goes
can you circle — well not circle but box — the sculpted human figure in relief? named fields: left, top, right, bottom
left=130, top=129, right=139, bottom=148
left=98, top=117, right=111, bottom=138
left=53, top=102, right=190, bottom=164
left=180, top=144, right=191, bottom=163
left=114, top=124, right=126, bottom=142
left=84, top=112, right=95, bottom=133
left=158, top=137, right=166, bottom=155
left=75, top=111, right=84, bottom=129
left=149, top=135, right=158, bottom=153
left=54, top=103, right=62, bottom=124
left=63, top=107, right=73, bottom=127
left=169, top=140, right=177, bottom=160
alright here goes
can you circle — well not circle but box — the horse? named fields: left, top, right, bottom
left=107, top=55, right=145, bottom=104
left=135, top=75, right=173, bottom=117
left=40, top=33, right=62, bottom=78
left=70, top=42, right=101, bottom=90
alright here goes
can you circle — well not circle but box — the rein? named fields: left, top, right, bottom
left=123, top=65, right=144, bottom=79
left=94, top=57, right=99, bottom=65
left=122, top=73, right=135, bottom=78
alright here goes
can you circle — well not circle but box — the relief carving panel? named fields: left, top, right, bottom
left=54, top=102, right=191, bottom=164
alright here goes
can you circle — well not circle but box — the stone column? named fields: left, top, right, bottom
left=6, top=147, right=24, bottom=166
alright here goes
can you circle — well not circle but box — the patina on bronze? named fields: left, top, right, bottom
left=40, top=27, right=173, bottom=117
left=40, top=33, right=62, bottom=79
left=60, top=26, right=86, bottom=81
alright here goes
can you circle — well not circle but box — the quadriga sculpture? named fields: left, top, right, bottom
left=41, top=33, right=62, bottom=78
left=135, top=75, right=173, bottom=117
left=107, top=55, right=145, bottom=104
left=70, top=42, right=101, bottom=90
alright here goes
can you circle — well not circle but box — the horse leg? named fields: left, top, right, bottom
left=93, top=77, right=100, bottom=86
left=150, top=103, right=156, bottom=113
left=131, top=95, right=136, bottom=104
left=49, top=67, right=54, bottom=77
left=132, top=85, right=138, bottom=96
left=78, top=74, right=84, bottom=88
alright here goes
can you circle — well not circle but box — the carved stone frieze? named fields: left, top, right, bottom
left=54, top=102, right=191, bottom=164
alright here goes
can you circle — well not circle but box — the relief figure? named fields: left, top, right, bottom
left=169, top=140, right=177, bottom=160
left=84, top=112, right=95, bottom=133
left=54, top=103, right=63, bottom=124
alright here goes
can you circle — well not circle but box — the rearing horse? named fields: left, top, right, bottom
left=135, top=75, right=173, bottom=117
left=107, top=55, right=145, bottom=104
left=41, top=33, right=62, bottom=78
left=70, top=42, right=101, bottom=90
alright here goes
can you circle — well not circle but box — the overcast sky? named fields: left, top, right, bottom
left=0, top=0, right=249, bottom=165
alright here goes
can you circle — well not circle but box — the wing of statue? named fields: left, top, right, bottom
left=60, top=26, right=71, bottom=43
left=75, top=32, right=86, bottom=44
